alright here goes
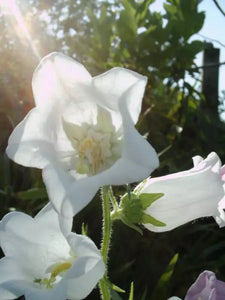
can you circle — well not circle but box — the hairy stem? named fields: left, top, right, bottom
left=99, top=186, right=112, bottom=300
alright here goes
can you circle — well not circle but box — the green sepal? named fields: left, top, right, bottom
left=139, top=193, right=164, bottom=209
left=120, top=216, right=143, bottom=235
left=142, top=213, right=166, bottom=227
left=120, top=193, right=143, bottom=224
left=133, top=178, right=147, bottom=195
left=102, top=275, right=125, bottom=293
left=118, top=191, right=165, bottom=232
left=120, top=215, right=143, bottom=235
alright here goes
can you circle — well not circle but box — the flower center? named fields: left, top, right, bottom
left=75, top=130, right=112, bottom=175
left=63, top=108, right=122, bottom=176
left=34, top=261, right=72, bottom=289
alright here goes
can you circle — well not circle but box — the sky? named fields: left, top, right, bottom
left=151, top=0, right=225, bottom=96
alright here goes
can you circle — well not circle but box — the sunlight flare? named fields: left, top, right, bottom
left=1, top=0, right=41, bottom=60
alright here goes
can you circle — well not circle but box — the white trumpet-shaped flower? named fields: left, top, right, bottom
left=0, top=204, right=105, bottom=300
left=136, top=152, right=225, bottom=232
left=6, top=52, right=159, bottom=217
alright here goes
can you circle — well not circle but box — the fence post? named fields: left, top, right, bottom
left=201, top=43, right=220, bottom=117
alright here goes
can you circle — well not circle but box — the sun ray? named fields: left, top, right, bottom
left=1, top=0, right=41, bottom=60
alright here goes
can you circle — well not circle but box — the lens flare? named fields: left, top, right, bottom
left=1, top=0, right=41, bottom=60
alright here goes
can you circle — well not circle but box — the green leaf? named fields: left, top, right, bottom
left=139, top=193, right=164, bottom=209
left=110, top=289, right=124, bottom=300
left=16, top=188, right=47, bottom=200
left=128, top=282, right=134, bottom=300
left=136, top=0, right=155, bottom=26
left=151, top=254, right=179, bottom=300
left=140, top=287, right=148, bottom=300
left=142, top=213, right=166, bottom=227
left=103, top=276, right=125, bottom=293
left=117, top=0, right=137, bottom=45
left=81, top=223, right=88, bottom=236
left=186, top=40, right=204, bottom=57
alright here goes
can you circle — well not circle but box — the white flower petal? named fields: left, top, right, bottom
left=66, top=234, right=105, bottom=299
left=119, top=83, right=159, bottom=179
left=67, top=257, right=104, bottom=300
left=0, top=209, right=71, bottom=279
left=192, top=155, right=204, bottom=167
left=0, top=211, right=41, bottom=257
left=42, top=164, right=100, bottom=217
left=0, top=279, right=67, bottom=300
left=32, top=52, right=92, bottom=108
left=6, top=108, right=55, bottom=168
left=141, top=152, right=224, bottom=232
left=35, top=203, right=73, bottom=238
left=24, top=280, right=67, bottom=300
left=0, top=258, right=25, bottom=299
left=93, top=67, right=147, bottom=124
left=67, top=233, right=103, bottom=259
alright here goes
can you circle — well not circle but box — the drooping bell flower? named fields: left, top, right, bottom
left=135, top=152, right=225, bottom=232
left=6, top=52, right=159, bottom=217
left=0, top=204, right=105, bottom=300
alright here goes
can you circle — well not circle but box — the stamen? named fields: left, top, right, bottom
left=34, top=262, right=72, bottom=289
left=77, top=137, right=105, bottom=174
left=51, top=262, right=72, bottom=278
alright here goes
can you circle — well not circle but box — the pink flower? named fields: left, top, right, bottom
left=168, top=271, right=225, bottom=300
left=185, top=270, right=225, bottom=300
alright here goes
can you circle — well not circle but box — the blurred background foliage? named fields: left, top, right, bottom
left=0, top=0, right=225, bottom=299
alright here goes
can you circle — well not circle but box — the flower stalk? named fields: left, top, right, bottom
left=99, top=186, right=112, bottom=300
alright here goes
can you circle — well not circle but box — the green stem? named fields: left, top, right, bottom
left=108, top=186, right=119, bottom=210
left=99, top=277, right=110, bottom=300
left=99, top=186, right=112, bottom=300
left=101, top=186, right=111, bottom=265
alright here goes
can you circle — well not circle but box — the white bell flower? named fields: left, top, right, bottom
left=6, top=52, right=159, bottom=217
left=0, top=204, right=105, bottom=300
left=136, top=152, right=225, bottom=232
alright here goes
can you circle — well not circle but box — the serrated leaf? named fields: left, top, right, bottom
left=142, top=213, right=166, bottom=227
left=139, top=193, right=164, bottom=209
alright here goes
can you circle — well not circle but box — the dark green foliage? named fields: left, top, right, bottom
left=1, top=0, right=225, bottom=299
